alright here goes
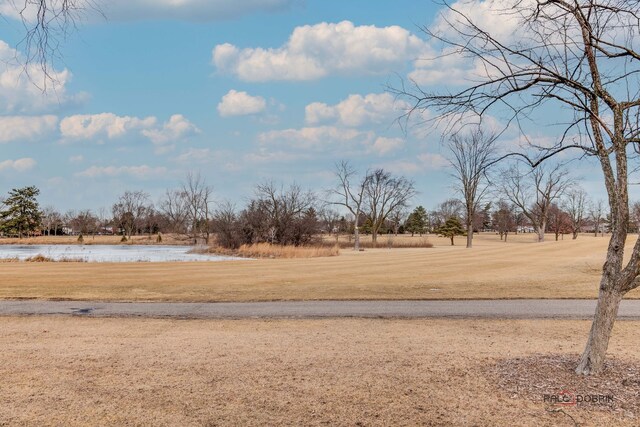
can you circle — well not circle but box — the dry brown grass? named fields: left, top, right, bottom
left=200, top=242, right=341, bottom=258
left=0, top=317, right=637, bottom=426
left=0, top=232, right=636, bottom=301
left=321, top=234, right=435, bottom=249
left=23, top=254, right=86, bottom=263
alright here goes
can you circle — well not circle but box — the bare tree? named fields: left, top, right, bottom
left=41, top=205, right=61, bottom=236
left=500, top=164, right=572, bottom=242
left=435, top=199, right=464, bottom=227
left=159, top=188, right=190, bottom=235
left=491, top=200, right=515, bottom=242
left=389, top=207, right=407, bottom=237
left=564, top=187, right=589, bottom=239
left=447, top=127, right=498, bottom=248
left=2, top=1, right=100, bottom=87
left=364, top=169, right=416, bottom=247
left=253, top=181, right=317, bottom=246
left=212, top=201, right=242, bottom=249
left=329, top=161, right=369, bottom=251
left=181, top=172, right=214, bottom=244
left=394, top=0, right=640, bottom=374
left=547, top=203, right=571, bottom=241
left=319, top=207, right=341, bottom=243
left=112, top=190, right=151, bottom=240
left=70, top=209, right=98, bottom=238
left=589, top=199, right=606, bottom=237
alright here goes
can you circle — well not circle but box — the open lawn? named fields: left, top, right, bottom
left=0, top=232, right=637, bottom=301
left=0, top=317, right=638, bottom=426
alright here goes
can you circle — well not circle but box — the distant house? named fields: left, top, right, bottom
left=517, top=225, right=536, bottom=233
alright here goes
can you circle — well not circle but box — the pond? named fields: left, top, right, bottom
left=0, top=245, right=245, bottom=263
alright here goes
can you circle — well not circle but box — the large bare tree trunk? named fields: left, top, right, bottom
left=354, top=218, right=360, bottom=251
left=575, top=286, right=623, bottom=375
left=466, top=223, right=473, bottom=248
left=537, top=220, right=546, bottom=242
left=371, top=230, right=378, bottom=247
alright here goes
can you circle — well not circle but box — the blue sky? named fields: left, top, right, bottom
left=0, top=0, right=612, bottom=212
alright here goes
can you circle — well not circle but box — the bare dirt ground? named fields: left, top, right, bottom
left=1, top=233, right=638, bottom=301
left=0, top=317, right=638, bottom=426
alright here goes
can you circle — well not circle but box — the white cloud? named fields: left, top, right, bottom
left=69, top=155, right=84, bottom=163
left=305, top=93, right=408, bottom=127
left=258, top=126, right=375, bottom=151
left=0, top=0, right=295, bottom=22
left=213, top=21, right=429, bottom=81
left=141, top=114, right=200, bottom=146
left=417, top=153, right=448, bottom=169
left=244, top=150, right=309, bottom=164
left=0, top=40, right=84, bottom=113
left=0, top=157, right=36, bottom=172
left=60, top=113, right=156, bottom=140
left=370, top=137, right=404, bottom=155
left=217, top=90, right=267, bottom=117
left=408, top=0, right=534, bottom=86
left=0, top=115, right=58, bottom=143
left=76, top=165, right=167, bottom=179
left=380, top=153, right=448, bottom=175
left=175, top=148, right=243, bottom=171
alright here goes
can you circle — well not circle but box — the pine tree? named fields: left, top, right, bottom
left=434, top=216, right=466, bottom=246
left=0, top=186, right=42, bottom=238
left=405, top=206, right=428, bottom=236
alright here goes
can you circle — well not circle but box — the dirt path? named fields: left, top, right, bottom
left=3, top=299, right=640, bottom=319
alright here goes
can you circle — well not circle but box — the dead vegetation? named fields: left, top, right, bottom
left=320, top=235, right=434, bottom=249
left=199, top=242, right=341, bottom=259
left=24, top=254, right=86, bottom=263
left=0, top=318, right=638, bottom=426
left=0, top=233, right=638, bottom=301
left=486, top=354, right=640, bottom=419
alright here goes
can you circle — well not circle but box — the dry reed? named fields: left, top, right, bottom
left=200, top=243, right=340, bottom=259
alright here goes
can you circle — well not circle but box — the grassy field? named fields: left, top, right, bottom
left=1, top=317, right=638, bottom=426
left=0, top=232, right=637, bottom=301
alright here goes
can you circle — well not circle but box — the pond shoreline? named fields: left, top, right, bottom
left=0, top=244, right=245, bottom=263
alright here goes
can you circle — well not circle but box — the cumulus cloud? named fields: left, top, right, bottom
left=0, top=157, right=36, bottom=172
left=384, top=153, right=448, bottom=174
left=305, top=93, right=408, bottom=127
left=0, top=40, right=84, bottom=113
left=217, top=90, right=267, bottom=117
left=370, top=137, right=404, bottom=155
left=408, top=0, right=532, bottom=86
left=213, top=21, right=429, bottom=81
left=258, top=126, right=375, bottom=151
left=0, top=115, right=58, bottom=143
left=0, top=0, right=294, bottom=22
left=60, top=113, right=156, bottom=140
left=76, top=165, right=167, bottom=179
left=141, top=114, right=200, bottom=145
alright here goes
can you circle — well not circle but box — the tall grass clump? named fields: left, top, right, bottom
left=196, top=243, right=340, bottom=259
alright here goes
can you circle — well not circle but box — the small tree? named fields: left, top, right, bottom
left=405, top=206, right=428, bottom=236
left=447, top=127, right=498, bottom=248
left=329, top=161, right=369, bottom=251
left=0, top=186, right=42, bottom=238
left=564, top=188, right=589, bottom=240
left=492, top=200, right=516, bottom=242
left=500, top=164, right=572, bottom=242
left=435, top=216, right=466, bottom=246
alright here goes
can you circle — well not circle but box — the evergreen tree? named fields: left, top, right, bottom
left=0, top=186, right=42, bottom=238
left=405, top=206, right=428, bottom=236
left=434, top=216, right=466, bottom=246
